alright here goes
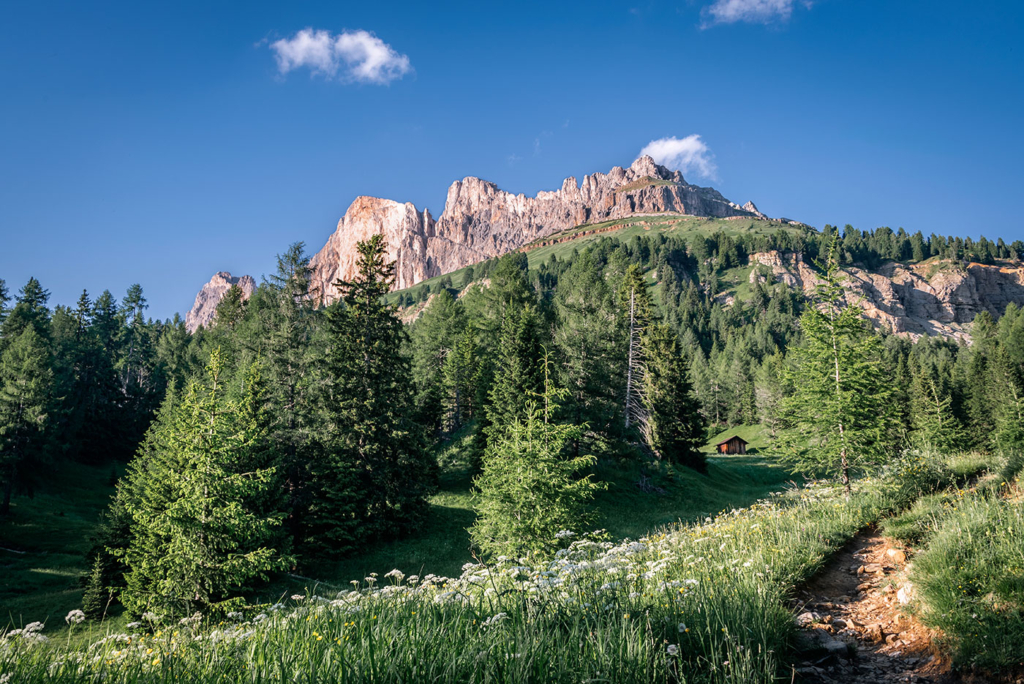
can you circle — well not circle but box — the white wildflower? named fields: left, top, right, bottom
left=24, top=622, right=45, bottom=633
left=480, top=612, right=508, bottom=628
left=65, top=609, right=86, bottom=625
left=291, top=594, right=305, bottom=601
left=667, top=644, right=679, bottom=656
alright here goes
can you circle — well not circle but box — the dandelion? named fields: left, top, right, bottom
left=667, top=644, right=679, bottom=656
left=678, top=623, right=687, bottom=633
left=65, top=610, right=86, bottom=625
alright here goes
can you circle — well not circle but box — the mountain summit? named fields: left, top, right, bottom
left=186, top=156, right=761, bottom=330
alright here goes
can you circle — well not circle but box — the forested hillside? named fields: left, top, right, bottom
left=2, top=221, right=1024, bottom=682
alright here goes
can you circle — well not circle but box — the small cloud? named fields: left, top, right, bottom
left=562, top=119, right=570, bottom=129
left=270, top=28, right=411, bottom=84
left=639, top=135, right=718, bottom=181
left=533, top=138, right=542, bottom=156
left=507, top=153, right=523, bottom=166
left=701, top=0, right=811, bottom=27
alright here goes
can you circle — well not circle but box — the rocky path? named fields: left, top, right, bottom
left=790, top=527, right=954, bottom=684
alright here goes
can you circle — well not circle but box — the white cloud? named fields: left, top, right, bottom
left=638, top=135, right=718, bottom=181
left=270, top=28, right=411, bottom=84
left=702, top=0, right=810, bottom=27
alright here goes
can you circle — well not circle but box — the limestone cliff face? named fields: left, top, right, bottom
left=749, top=251, right=1024, bottom=339
left=309, top=155, right=760, bottom=303
left=185, top=272, right=256, bottom=333
left=308, top=197, right=434, bottom=305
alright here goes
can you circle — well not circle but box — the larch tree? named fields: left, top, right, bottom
left=776, top=238, right=893, bottom=495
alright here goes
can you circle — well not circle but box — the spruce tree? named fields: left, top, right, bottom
left=0, top=326, right=52, bottom=514
left=82, top=555, right=109, bottom=620
left=321, top=234, right=432, bottom=541
left=909, top=362, right=963, bottom=452
left=121, top=352, right=289, bottom=616
left=776, top=239, right=893, bottom=495
left=471, top=359, right=603, bottom=559
left=553, top=251, right=619, bottom=434
left=483, top=303, right=543, bottom=445
left=638, top=323, right=705, bottom=469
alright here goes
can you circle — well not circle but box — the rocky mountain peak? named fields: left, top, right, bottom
left=185, top=272, right=255, bottom=333
left=188, top=156, right=766, bottom=315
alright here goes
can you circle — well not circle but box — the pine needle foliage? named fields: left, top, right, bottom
left=120, top=350, right=290, bottom=617
left=776, top=237, right=894, bottom=494
left=322, top=234, right=433, bottom=540
left=471, top=354, right=605, bottom=559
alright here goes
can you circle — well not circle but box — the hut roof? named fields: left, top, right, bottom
left=715, top=435, right=748, bottom=447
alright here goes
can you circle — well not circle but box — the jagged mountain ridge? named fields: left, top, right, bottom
left=305, top=155, right=763, bottom=307
left=186, top=156, right=762, bottom=331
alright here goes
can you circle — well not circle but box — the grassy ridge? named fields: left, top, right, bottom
left=0, top=452, right=975, bottom=683
left=387, top=215, right=807, bottom=307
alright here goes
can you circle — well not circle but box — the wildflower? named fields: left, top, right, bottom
left=364, top=577, right=377, bottom=585
left=480, top=613, right=508, bottom=628
left=226, top=612, right=243, bottom=621
left=24, top=622, right=45, bottom=633
left=554, top=530, right=576, bottom=539
left=65, top=609, right=86, bottom=625
left=667, top=644, right=679, bottom=656
left=142, top=611, right=160, bottom=622
left=291, top=594, right=305, bottom=601
left=678, top=623, right=687, bottom=633
left=384, top=569, right=405, bottom=582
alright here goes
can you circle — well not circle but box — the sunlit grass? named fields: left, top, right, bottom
left=1, top=451, right=974, bottom=683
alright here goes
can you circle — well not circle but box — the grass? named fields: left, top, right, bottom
left=903, top=454, right=1024, bottom=671
left=287, top=428, right=791, bottom=593
left=1, top=451, right=971, bottom=683
left=0, top=460, right=121, bottom=632
left=702, top=424, right=768, bottom=455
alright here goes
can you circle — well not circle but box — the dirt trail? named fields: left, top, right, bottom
left=790, top=527, right=956, bottom=684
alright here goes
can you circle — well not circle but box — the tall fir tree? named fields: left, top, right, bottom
left=0, top=326, right=52, bottom=514
left=320, top=234, right=433, bottom=542
left=483, top=303, right=544, bottom=446
left=552, top=251, right=620, bottom=436
left=638, top=323, right=705, bottom=469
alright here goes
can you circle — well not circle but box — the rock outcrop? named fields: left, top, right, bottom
left=185, top=272, right=255, bottom=333
left=307, top=155, right=762, bottom=304
left=749, top=251, right=1024, bottom=340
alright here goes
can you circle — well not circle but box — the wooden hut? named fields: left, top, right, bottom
left=715, top=435, right=748, bottom=455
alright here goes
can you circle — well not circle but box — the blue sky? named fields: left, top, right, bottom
left=1, top=0, right=1022, bottom=320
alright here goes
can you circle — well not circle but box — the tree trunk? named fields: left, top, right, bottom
left=625, top=288, right=635, bottom=430
left=1, top=469, right=13, bottom=515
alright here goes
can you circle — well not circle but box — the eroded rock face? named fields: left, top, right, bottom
left=750, top=251, right=1024, bottom=339
left=185, top=272, right=256, bottom=333
left=309, top=155, right=760, bottom=304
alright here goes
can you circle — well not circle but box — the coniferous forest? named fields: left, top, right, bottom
left=3, top=224, right=1024, bottom=682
